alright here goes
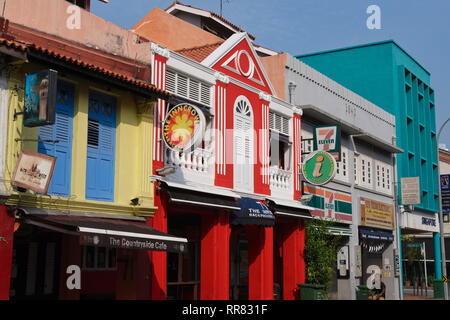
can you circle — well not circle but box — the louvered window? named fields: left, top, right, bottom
left=165, top=69, right=211, bottom=107
left=86, top=90, right=116, bottom=202
left=269, top=111, right=289, bottom=136
left=375, top=161, right=392, bottom=194
left=38, top=80, right=74, bottom=197
left=234, top=96, right=253, bottom=192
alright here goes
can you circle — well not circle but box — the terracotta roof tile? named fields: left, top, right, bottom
left=176, top=41, right=224, bottom=62
left=0, top=29, right=169, bottom=100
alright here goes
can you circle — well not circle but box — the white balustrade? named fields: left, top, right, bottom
left=269, top=166, right=293, bottom=198
left=165, top=147, right=212, bottom=174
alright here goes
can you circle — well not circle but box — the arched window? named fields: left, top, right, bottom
left=233, top=96, right=253, bottom=192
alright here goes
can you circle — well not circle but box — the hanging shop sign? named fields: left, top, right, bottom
left=11, top=150, right=56, bottom=194
left=313, top=125, right=341, bottom=161
left=302, top=151, right=337, bottom=186
left=441, top=174, right=450, bottom=214
left=24, top=69, right=58, bottom=127
left=400, top=176, right=421, bottom=205
left=163, top=103, right=206, bottom=152
left=360, top=198, right=394, bottom=230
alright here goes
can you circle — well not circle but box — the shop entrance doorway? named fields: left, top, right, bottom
left=10, top=224, right=61, bottom=300
left=230, top=227, right=249, bottom=300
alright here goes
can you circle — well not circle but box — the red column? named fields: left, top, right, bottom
left=200, top=212, right=230, bottom=300
left=58, top=234, right=81, bottom=300
left=281, top=219, right=305, bottom=300
left=0, top=206, right=14, bottom=300
left=151, top=188, right=167, bottom=300
left=293, top=111, right=302, bottom=201
left=246, top=225, right=273, bottom=300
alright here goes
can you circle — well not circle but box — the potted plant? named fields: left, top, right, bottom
left=298, top=218, right=342, bottom=300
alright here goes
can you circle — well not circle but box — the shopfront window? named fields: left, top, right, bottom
left=82, top=246, right=117, bottom=270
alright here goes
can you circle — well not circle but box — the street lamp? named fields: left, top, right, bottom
left=437, top=117, right=450, bottom=300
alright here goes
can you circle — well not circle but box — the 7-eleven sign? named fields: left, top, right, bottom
left=313, top=125, right=341, bottom=161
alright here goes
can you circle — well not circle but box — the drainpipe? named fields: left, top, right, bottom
left=288, top=82, right=296, bottom=105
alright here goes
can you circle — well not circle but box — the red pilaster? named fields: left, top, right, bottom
left=293, top=112, right=302, bottom=200
left=246, top=225, right=273, bottom=300
left=282, top=219, right=305, bottom=300
left=58, top=235, right=81, bottom=300
left=200, top=212, right=230, bottom=300
left=151, top=187, right=168, bottom=300
left=0, top=206, right=14, bottom=300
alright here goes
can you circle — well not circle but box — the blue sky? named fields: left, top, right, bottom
left=91, top=0, right=450, bottom=148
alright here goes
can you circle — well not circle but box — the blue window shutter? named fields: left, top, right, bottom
left=86, top=91, right=116, bottom=202
left=38, top=80, right=74, bottom=197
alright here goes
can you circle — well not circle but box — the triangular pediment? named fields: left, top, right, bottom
left=202, top=33, right=275, bottom=96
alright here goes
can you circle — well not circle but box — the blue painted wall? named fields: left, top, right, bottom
left=297, top=40, right=439, bottom=213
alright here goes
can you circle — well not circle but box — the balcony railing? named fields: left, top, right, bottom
left=165, top=147, right=214, bottom=185
left=269, top=166, right=293, bottom=199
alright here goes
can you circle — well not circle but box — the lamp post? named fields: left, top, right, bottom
left=437, top=117, right=450, bottom=300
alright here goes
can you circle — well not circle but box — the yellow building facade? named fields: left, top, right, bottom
left=5, top=61, right=158, bottom=218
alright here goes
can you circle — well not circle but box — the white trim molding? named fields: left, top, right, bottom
left=151, top=42, right=170, bottom=59
left=259, top=91, right=271, bottom=103
left=215, top=72, right=230, bottom=85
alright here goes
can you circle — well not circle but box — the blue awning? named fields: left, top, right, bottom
left=231, top=197, right=275, bottom=227
left=359, top=228, right=394, bottom=242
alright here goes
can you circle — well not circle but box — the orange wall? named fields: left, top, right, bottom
left=260, top=53, right=287, bottom=101
left=2, top=0, right=151, bottom=63
left=132, top=7, right=224, bottom=51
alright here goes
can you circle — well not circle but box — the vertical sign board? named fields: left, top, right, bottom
left=441, top=174, right=450, bottom=214
left=401, top=177, right=421, bottom=205
left=313, top=125, right=341, bottom=162
left=24, top=69, right=58, bottom=127
left=355, top=245, right=362, bottom=278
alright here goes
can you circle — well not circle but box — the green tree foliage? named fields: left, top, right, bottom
left=304, top=218, right=342, bottom=293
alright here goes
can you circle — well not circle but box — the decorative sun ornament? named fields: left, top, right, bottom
left=163, top=104, right=205, bottom=151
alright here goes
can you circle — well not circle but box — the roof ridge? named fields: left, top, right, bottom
left=176, top=40, right=224, bottom=53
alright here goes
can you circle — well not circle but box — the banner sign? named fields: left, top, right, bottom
left=401, top=176, right=421, bottom=205
left=163, top=103, right=206, bottom=152
left=24, top=69, right=58, bottom=127
left=11, top=150, right=56, bottom=194
left=302, top=151, right=337, bottom=186
left=360, top=197, right=395, bottom=230
left=313, top=125, right=341, bottom=161
left=441, top=174, right=450, bottom=214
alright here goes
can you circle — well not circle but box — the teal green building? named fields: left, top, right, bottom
left=296, top=40, right=442, bottom=292
left=297, top=40, right=438, bottom=213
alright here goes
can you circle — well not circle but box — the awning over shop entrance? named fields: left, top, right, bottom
left=231, top=198, right=275, bottom=227
left=161, top=181, right=241, bottom=211
left=359, top=228, right=394, bottom=254
left=17, top=209, right=188, bottom=253
left=359, top=228, right=394, bottom=242
left=266, top=198, right=313, bottom=219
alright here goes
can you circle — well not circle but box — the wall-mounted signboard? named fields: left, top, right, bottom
left=401, top=176, right=421, bottom=205
left=360, top=197, right=395, bottom=230
left=163, top=103, right=206, bottom=152
left=441, top=174, right=450, bottom=214
left=11, top=150, right=56, bottom=194
left=24, top=69, right=58, bottom=127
